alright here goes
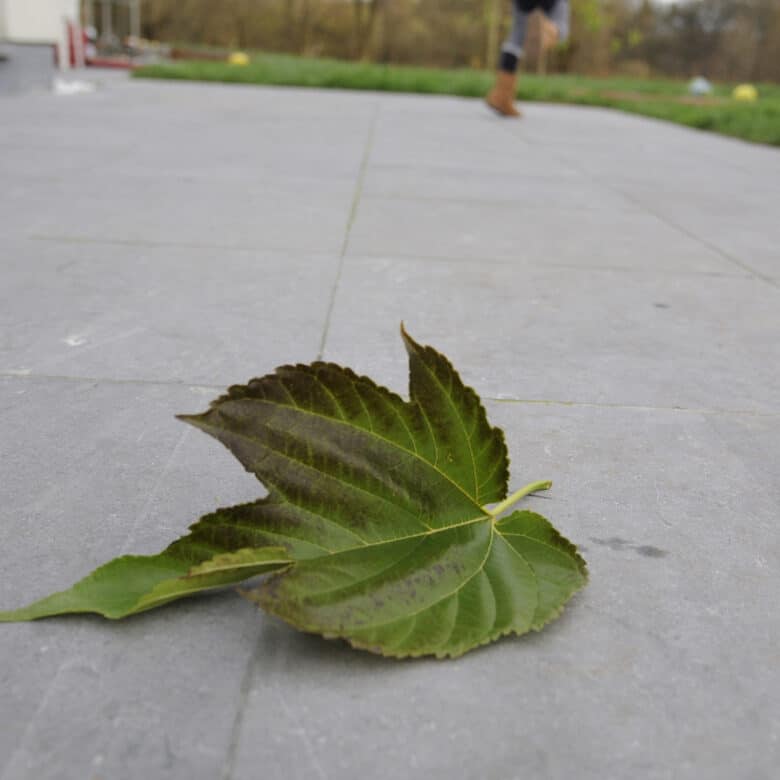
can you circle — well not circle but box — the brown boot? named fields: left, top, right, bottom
left=486, top=71, right=521, bottom=117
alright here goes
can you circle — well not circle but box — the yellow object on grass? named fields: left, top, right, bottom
left=732, top=84, right=758, bottom=102
left=228, top=52, right=250, bottom=66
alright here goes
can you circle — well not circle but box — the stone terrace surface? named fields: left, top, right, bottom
left=1, top=73, right=778, bottom=780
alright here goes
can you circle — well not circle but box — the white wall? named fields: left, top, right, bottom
left=2, top=0, right=79, bottom=43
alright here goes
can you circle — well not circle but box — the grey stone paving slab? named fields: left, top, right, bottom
left=0, top=237, right=337, bottom=384
left=514, top=103, right=780, bottom=180
left=370, top=112, right=578, bottom=177
left=103, top=117, right=370, bottom=183
left=361, top=165, right=638, bottom=211
left=0, top=80, right=373, bottom=249
left=587, top=172, right=780, bottom=222
left=648, top=212, right=780, bottom=284
left=230, top=403, right=780, bottom=780
left=0, top=44, right=56, bottom=95
left=0, top=377, right=265, bottom=780
left=2, top=173, right=354, bottom=251
left=1, top=77, right=779, bottom=780
left=347, top=197, right=742, bottom=273
left=510, top=106, right=780, bottom=286
left=0, top=123, right=365, bottom=185
left=325, top=257, right=776, bottom=412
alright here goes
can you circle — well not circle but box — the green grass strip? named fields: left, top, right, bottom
left=134, top=53, right=780, bottom=146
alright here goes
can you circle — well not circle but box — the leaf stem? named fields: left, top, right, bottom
left=487, top=480, right=552, bottom=518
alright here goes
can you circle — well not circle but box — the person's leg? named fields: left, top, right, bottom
left=486, top=2, right=528, bottom=117
left=545, top=0, right=570, bottom=44
left=500, top=2, right=529, bottom=74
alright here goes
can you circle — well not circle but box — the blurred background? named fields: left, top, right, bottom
left=1, top=1, right=779, bottom=143
left=136, top=0, right=780, bottom=82
left=1, top=1, right=778, bottom=80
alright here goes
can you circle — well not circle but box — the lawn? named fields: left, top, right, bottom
left=133, top=53, right=780, bottom=147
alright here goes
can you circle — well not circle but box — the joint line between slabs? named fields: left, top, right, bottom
left=496, top=119, right=779, bottom=292
left=641, top=209, right=779, bottom=291
left=1, top=371, right=775, bottom=418
left=579, top=168, right=780, bottom=291
left=0, top=371, right=224, bottom=391
left=27, top=233, right=337, bottom=258
left=487, top=396, right=780, bottom=418
left=317, top=103, right=380, bottom=361
left=219, top=639, right=261, bottom=780
left=347, top=249, right=749, bottom=278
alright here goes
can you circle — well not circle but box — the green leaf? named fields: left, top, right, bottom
left=0, top=327, right=587, bottom=658
left=0, top=542, right=290, bottom=621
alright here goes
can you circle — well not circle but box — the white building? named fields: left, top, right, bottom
left=0, top=0, right=79, bottom=44
left=0, top=0, right=80, bottom=92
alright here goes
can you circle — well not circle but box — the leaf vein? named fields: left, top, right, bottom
left=333, top=524, right=496, bottom=638
left=218, top=398, right=482, bottom=515
left=415, top=353, right=480, bottom=502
